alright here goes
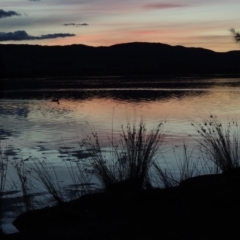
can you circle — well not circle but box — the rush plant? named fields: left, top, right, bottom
left=192, top=115, right=240, bottom=172
left=81, top=120, right=166, bottom=190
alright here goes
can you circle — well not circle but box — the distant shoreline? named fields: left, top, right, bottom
left=1, top=74, right=240, bottom=91
left=1, top=42, right=240, bottom=80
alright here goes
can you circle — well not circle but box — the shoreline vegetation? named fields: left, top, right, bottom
left=1, top=117, right=240, bottom=239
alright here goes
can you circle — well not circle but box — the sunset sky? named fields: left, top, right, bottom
left=0, top=0, right=239, bottom=52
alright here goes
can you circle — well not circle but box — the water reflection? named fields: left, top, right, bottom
left=0, top=128, right=14, bottom=140
left=1, top=88, right=207, bottom=101
left=1, top=79, right=240, bottom=162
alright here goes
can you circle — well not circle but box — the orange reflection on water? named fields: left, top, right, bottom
left=47, top=87, right=240, bottom=150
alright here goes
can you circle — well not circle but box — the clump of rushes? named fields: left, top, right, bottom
left=119, top=121, right=165, bottom=188
left=192, top=115, right=240, bottom=172
left=81, top=120, right=165, bottom=190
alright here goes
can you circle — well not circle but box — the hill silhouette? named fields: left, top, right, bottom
left=0, top=42, right=240, bottom=78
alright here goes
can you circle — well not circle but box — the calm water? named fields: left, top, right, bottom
left=1, top=77, right=240, bottom=231
left=1, top=78, right=240, bottom=159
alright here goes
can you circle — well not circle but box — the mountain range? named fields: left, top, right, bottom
left=0, top=42, right=240, bottom=78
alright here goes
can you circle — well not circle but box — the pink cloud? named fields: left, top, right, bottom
left=143, top=3, right=185, bottom=10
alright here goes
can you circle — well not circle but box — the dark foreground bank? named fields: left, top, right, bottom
left=2, top=170, right=240, bottom=240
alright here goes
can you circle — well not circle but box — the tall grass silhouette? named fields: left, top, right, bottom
left=192, top=115, right=240, bottom=173
left=81, top=120, right=166, bottom=190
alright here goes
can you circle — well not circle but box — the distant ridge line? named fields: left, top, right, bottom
left=0, top=42, right=239, bottom=78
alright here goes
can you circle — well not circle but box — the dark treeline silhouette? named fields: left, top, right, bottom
left=0, top=42, right=240, bottom=78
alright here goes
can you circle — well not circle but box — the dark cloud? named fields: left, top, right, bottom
left=29, top=0, right=40, bottom=1
left=143, top=3, right=185, bottom=10
left=63, top=23, right=88, bottom=26
left=40, top=33, right=76, bottom=39
left=0, top=30, right=76, bottom=41
left=0, top=9, right=21, bottom=18
left=63, top=23, right=76, bottom=26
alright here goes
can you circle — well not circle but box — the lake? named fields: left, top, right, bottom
left=1, top=76, right=240, bottom=232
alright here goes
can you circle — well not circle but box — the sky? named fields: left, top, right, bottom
left=0, top=0, right=240, bottom=52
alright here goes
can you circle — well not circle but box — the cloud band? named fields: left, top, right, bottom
left=0, top=9, right=21, bottom=18
left=63, top=23, right=88, bottom=26
left=0, top=31, right=75, bottom=41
